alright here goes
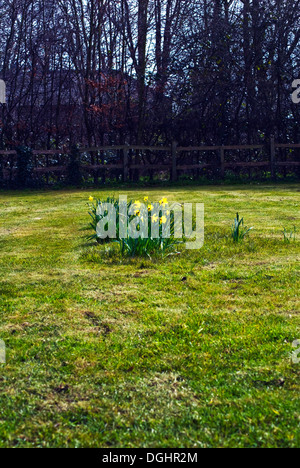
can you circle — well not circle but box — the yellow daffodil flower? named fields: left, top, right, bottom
left=89, top=196, right=94, bottom=202
left=160, top=216, right=167, bottom=224
left=144, top=196, right=149, bottom=202
left=151, top=214, right=159, bottom=223
left=159, top=197, right=168, bottom=206
left=134, top=200, right=141, bottom=209
left=148, top=204, right=154, bottom=212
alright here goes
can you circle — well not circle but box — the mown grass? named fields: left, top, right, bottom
left=0, top=184, right=299, bottom=448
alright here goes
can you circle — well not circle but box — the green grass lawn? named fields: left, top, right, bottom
left=0, top=184, right=299, bottom=448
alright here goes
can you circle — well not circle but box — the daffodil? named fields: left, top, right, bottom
left=160, top=216, right=167, bottom=224
left=159, top=197, right=168, bottom=206
left=144, top=196, right=149, bottom=202
left=148, top=204, right=154, bottom=212
left=151, top=214, right=159, bottom=223
left=89, top=196, right=94, bottom=202
left=133, top=200, right=141, bottom=209
left=134, top=210, right=141, bottom=216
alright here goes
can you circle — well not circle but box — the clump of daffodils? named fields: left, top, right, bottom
left=87, top=195, right=182, bottom=258
left=132, top=197, right=169, bottom=226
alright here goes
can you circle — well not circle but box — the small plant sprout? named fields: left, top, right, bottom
left=282, top=225, right=297, bottom=244
left=231, top=213, right=253, bottom=243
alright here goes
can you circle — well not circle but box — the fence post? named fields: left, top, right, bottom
left=16, top=146, right=33, bottom=188
left=0, top=153, right=3, bottom=188
left=67, top=145, right=82, bottom=186
left=123, top=145, right=129, bottom=182
left=171, top=141, right=178, bottom=182
left=270, top=135, right=276, bottom=180
left=220, top=146, right=225, bottom=179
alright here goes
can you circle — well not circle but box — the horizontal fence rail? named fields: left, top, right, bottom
left=0, top=137, right=299, bottom=186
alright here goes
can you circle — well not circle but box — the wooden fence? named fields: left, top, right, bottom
left=0, top=137, right=299, bottom=185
